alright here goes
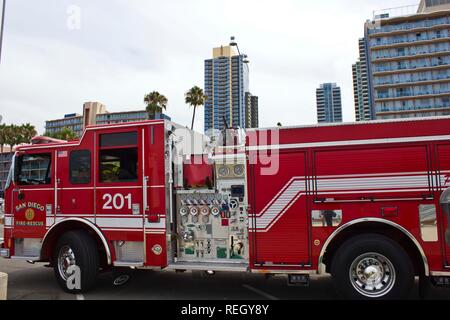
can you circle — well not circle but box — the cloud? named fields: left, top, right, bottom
left=0, top=0, right=417, bottom=133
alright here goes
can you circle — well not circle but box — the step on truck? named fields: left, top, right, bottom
left=2, top=117, right=450, bottom=299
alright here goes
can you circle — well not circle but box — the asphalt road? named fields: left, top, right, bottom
left=1, top=225, right=450, bottom=300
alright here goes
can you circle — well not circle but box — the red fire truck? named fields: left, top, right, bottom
left=1, top=117, right=450, bottom=299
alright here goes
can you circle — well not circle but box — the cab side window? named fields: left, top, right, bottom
left=99, top=132, right=138, bottom=183
left=18, top=153, right=52, bottom=185
left=70, top=150, right=91, bottom=184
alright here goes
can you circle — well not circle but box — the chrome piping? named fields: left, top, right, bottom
left=318, top=217, right=429, bottom=276
left=430, top=271, right=450, bottom=276
left=42, top=217, right=112, bottom=265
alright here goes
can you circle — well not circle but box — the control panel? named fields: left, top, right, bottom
left=175, top=163, right=248, bottom=262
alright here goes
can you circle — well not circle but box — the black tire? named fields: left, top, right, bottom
left=53, top=230, right=99, bottom=293
left=330, top=233, right=414, bottom=300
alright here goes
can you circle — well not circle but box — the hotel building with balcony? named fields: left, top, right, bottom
left=353, top=0, right=450, bottom=120
left=204, top=44, right=258, bottom=132
left=45, top=102, right=169, bottom=137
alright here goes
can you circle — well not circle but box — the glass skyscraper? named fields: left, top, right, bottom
left=316, top=83, right=343, bottom=123
left=204, top=45, right=257, bottom=132
left=354, top=0, right=450, bottom=120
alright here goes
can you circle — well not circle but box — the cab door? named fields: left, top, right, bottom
left=95, top=129, right=145, bottom=264
left=11, top=151, right=54, bottom=258
left=58, top=148, right=94, bottom=217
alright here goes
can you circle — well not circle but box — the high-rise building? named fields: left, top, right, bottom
left=355, top=1, right=450, bottom=120
left=245, top=92, right=259, bottom=128
left=250, top=95, right=259, bottom=128
left=353, top=38, right=374, bottom=121
left=45, top=102, right=170, bottom=137
left=316, top=83, right=343, bottom=123
left=204, top=43, right=256, bottom=132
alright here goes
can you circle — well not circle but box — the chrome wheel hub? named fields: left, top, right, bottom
left=349, top=252, right=396, bottom=298
left=57, top=245, right=76, bottom=281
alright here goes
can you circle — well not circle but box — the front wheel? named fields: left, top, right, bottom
left=331, top=234, right=414, bottom=300
left=53, top=230, right=99, bottom=293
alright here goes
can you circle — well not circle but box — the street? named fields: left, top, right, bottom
left=1, top=225, right=450, bottom=300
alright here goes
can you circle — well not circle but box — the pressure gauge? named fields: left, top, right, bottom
left=218, top=165, right=230, bottom=177
left=190, top=207, right=199, bottom=216
left=179, top=207, right=188, bottom=216
left=200, top=206, right=210, bottom=216
left=211, top=206, right=220, bottom=216
left=234, top=164, right=245, bottom=177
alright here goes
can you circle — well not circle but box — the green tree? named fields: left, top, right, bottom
left=144, top=91, right=168, bottom=120
left=4, top=124, right=21, bottom=150
left=20, top=123, right=37, bottom=144
left=185, top=86, right=207, bottom=131
left=0, top=124, right=6, bottom=153
left=44, top=127, right=78, bottom=141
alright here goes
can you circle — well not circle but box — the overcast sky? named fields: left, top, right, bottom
left=0, top=0, right=417, bottom=134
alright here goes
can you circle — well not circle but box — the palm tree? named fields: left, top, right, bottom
left=44, top=127, right=78, bottom=141
left=185, top=86, right=207, bottom=131
left=4, top=124, right=20, bottom=151
left=0, top=123, right=6, bottom=153
left=20, top=123, right=37, bottom=144
left=144, top=91, right=168, bottom=120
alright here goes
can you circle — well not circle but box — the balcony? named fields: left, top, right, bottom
left=372, top=50, right=450, bottom=63
left=370, top=36, right=450, bottom=51
left=375, top=90, right=450, bottom=102
left=374, top=77, right=450, bottom=89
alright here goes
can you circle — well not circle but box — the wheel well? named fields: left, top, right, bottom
left=41, top=221, right=110, bottom=269
left=322, top=222, right=426, bottom=276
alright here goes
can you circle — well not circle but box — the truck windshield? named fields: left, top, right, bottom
left=17, top=153, right=52, bottom=185
left=5, top=153, right=14, bottom=190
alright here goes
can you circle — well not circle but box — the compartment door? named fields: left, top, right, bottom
left=249, top=151, right=310, bottom=266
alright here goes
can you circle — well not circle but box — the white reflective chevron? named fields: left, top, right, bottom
left=251, top=173, right=446, bottom=233
left=250, top=179, right=305, bottom=231
left=317, top=175, right=430, bottom=191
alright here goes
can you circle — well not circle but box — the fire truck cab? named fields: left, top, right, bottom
left=2, top=117, right=450, bottom=299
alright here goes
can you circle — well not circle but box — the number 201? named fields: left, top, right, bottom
left=102, top=193, right=132, bottom=210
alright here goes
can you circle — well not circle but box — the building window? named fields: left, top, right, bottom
left=17, top=153, right=52, bottom=185
left=70, top=150, right=91, bottom=184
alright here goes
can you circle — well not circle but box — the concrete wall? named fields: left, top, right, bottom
left=0, top=273, right=7, bottom=300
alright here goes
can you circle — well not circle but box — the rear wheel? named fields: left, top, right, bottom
left=53, top=230, right=99, bottom=293
left=331, top=234, right=414, bottom=300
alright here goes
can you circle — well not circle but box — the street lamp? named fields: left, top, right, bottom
left=0, top=0, right=6, bottom=64
left=229, top=36, right=250, bottom=66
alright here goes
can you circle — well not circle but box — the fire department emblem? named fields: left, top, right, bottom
left=25, top=209, right=35, bottom=221
left=151, top=245, right=163, bottom=256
